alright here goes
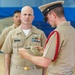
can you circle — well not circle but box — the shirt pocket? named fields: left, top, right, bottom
left=12, top=38, right=24, bottom=48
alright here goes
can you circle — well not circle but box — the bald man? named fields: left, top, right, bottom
left=1, top=6, right=46, bottom=75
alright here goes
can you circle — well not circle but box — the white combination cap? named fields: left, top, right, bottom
left=39, top=1, right=64, bottom=17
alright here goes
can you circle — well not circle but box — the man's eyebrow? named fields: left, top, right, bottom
left=24, top=13, right=32, bottom=15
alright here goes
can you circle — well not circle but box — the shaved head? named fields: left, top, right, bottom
left=21, top=6, right=34, bottom=15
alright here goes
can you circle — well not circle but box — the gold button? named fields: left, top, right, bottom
left=24, top=66, right=30, bottom=70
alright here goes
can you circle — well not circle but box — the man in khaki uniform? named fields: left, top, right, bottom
left=18, top=1, right=75, bottom=75
left=0, top=10, right=21, bottom=49
left=1, top=6, right=46, bottom=75
left=0, top=10, right=21, bottom=75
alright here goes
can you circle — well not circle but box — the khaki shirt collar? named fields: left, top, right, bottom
left=13, top=24, right=20, bottom=29
left=10, top=24, right=15, bottom=29
left=57, top=21, right=71, bottom=28
left=30, top=25, right=38, bottom=34
left=16, top=25, right=37, bottom=34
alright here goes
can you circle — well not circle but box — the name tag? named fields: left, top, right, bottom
left=14, top=39, right=20, bottom=42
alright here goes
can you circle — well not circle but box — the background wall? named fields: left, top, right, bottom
left=0, top=0, right=75, bottom=36
left=0, top=0, right=75, bottom=7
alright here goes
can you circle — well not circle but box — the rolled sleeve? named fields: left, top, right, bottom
left=1, top=31, right=13, bottom=54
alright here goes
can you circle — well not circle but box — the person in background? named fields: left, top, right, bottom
left=0, top=10, right=21, bottom=75
left=18, top=1, right=75, bottom=75
left=1, top=6, right=46, bottom=75
left=0, top=10, right=21, bottom=49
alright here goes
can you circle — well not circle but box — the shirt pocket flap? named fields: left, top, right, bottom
left=12, top=38, right=24, bottom=48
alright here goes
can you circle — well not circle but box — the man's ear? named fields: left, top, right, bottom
left=32, top=16, right=35, bottom=20
left=52, top=12, right=57, bottom=18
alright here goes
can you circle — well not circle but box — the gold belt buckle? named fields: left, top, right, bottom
left=24, top=66, right=30, bottom=71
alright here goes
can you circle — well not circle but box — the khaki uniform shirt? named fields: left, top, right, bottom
left=43, top=21, right=75, bottom=75
left=1, top=25, right=46, bottom=75
left=0, top=24, right=15, bottom=49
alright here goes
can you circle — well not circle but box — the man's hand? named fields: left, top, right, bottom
left=18, top=48, right=29, bottom=59
left=35, top=46, right=44, bottom=53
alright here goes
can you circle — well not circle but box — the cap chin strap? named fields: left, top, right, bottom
left=45, top=31, right=60, bottom=61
